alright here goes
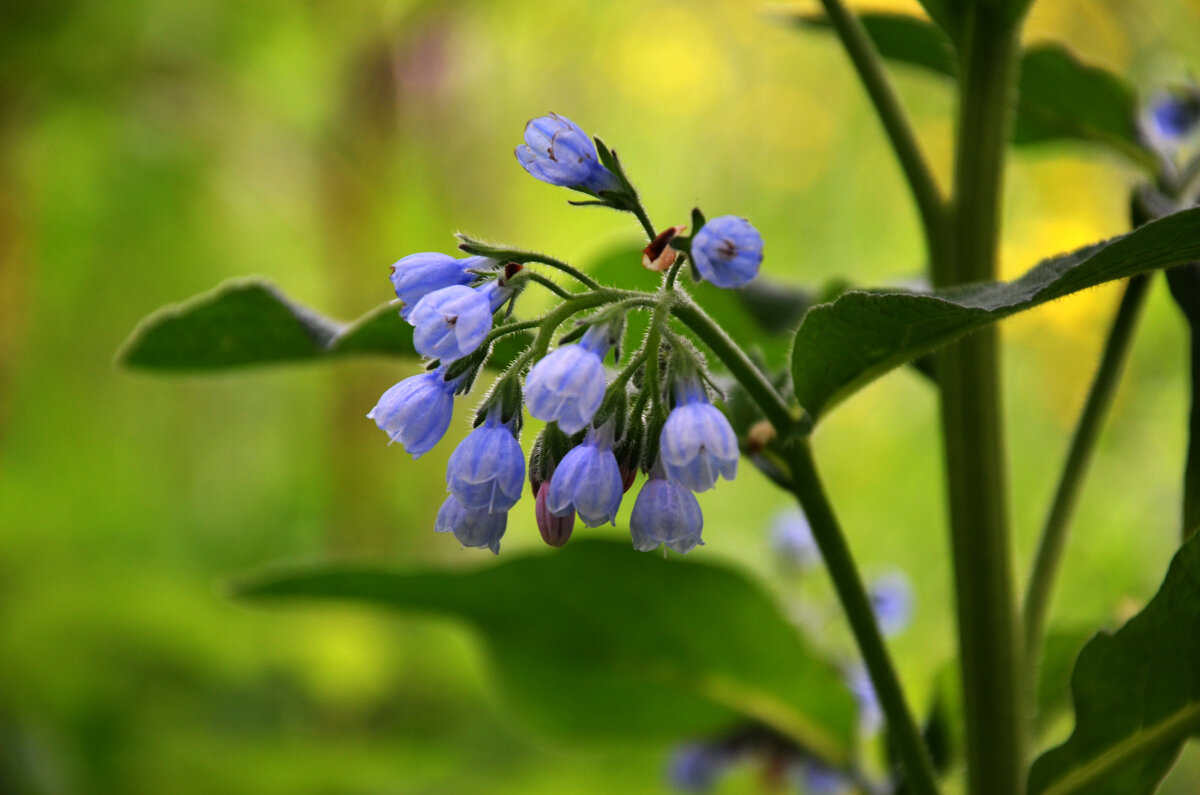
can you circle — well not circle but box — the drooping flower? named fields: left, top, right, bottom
left=660, top=377, right=738, bottom=492
left=435, top=494, right=507, bottom=554
left=630, top=467, right=704, bottom=554
left=535, top=481, right=574, bottom=547
left=409, top=280, right=510, bottom=363
left=524, top=323, right=613, bottom=434
left=690, top=216, right=764, bottom=289
left=546, top=425, right=624, bottom=527
left=769, top=508, right=820, bottom=570
left=366, top=368, right=458, bottom=457
left=445, top=408, right=525, bottom=513
left=388, top=253, right=483, bottom=319
left=666, top=744, right=729, bottom=793
left=868, top=571, right=913, bottom=637
left=515, top=113, right=621, bottom=194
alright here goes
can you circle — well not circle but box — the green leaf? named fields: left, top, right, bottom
left=791, top=208, right=1200, bottom=420
left=792, top=13, right=1156, bottom=170
left=1013, top=44, right=1155, bottom=171
left=792, top=12, right=957, bottom=76
left=1028, top=534, right=1200, bottom=794
left=1035, top=627, right=1093, bottom=733
left=117, top=279, right=531, bottom=371
left=233, top=539, right=857, bottom=762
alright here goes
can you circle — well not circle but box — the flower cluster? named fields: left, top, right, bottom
left=367, top=113, right=765, bottom=555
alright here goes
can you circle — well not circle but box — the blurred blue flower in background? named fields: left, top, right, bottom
left=770, top=508, right=821, bottom=570
left=868, top=571, right=913, bottom=637
left=667, top=743, right=729, bottom=792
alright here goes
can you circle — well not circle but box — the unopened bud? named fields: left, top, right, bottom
left=643, top=225, right=686, bottom=272
left=745, top=419, right=776, bottom=454
left=536, top=482, right=574, bottom=547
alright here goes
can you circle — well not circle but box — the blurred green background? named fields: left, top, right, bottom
left=3, top=0, right=1200, bottom=792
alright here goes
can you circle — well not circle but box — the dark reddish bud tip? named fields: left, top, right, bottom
left=536, top=482, right=574, bottom=547
left=504, top=261, right=524, bottom=280
left=620, top=465, right=637, bottom=494
left=643, top=225, right=686, bottom=272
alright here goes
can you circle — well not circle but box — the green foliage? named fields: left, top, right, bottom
left=1166, top=263, right=1200, bottom=538
left=233, top=539, right=857, bottom=764
left=791, top=208, right=1200, bottom=420
left=792, top=12, right=1157, bottom=170
left=117, top=279, right=530, bottom=372
left=1028, top=534, right=1200, bottom=795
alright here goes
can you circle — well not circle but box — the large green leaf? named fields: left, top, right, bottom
left=233, top=539, right=857, bottom=762
left=1028, top=534, right=1200, bottom=794
left=792, top=13, right=1156, bottom=170
left=117, top=279, right=530, bottom=371
left=791, top=208, right=1200, bottom=420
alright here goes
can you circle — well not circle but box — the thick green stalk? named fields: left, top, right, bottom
left=937, top=8, right=1025, bottom=794
left=1023, top=275, right=1150, bottom=674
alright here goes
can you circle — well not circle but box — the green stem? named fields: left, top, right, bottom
left=670, top=296, right=795, bottom=436
left=938, top=10, right=1025, bottom=794
left=1022, top=275, right=1151, bottom=666
left=816, top=0, right=948, bottom=266
left=522, top=271, right=574, bottom=299
left=787, top=441, right=940, bottom=795
left=483, top=318, right=544, bottom=347
left=631, top=203, right=657, bottom=241
left=522, top=253, right=601, bottom=289
left=530, top=289, right=640, bottom=359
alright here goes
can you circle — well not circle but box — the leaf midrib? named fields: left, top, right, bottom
left=1041, top=702, right=1200, bottom=795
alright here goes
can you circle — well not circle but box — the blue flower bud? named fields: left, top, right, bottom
left=690, top=216, right=764, bottom=289
left=524, top=324, right=613, bottom=434
left=630, top=470, right=704, bottom=554
left=769, top=508, right=820, bottom=570
left=798, top=761, right=850, bottom=795
left=435, top=494, right=506, bottom=554
left=515, top=113, right=621, bottom=194
left=446, top=409, right=525, bottom=513
left=667, top=744, right=728, bottom=793
left=546, top=425, right=624, bottom=527
left=388, top=253, right=479, bottom=319
left=660, top=378, right=738, bottom=492
left=366, top=368, right=458, bottom=458
left=409, top=280, right=510, bottom=363
left=868, top=571, right=913, bottom=637
left=844, top=663, right=882, bottom=735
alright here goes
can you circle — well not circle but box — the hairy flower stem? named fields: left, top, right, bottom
left=521, top=253, right=601, bottom=289
left=670, top=294, right=938, bottom=795
left=936, top=9, right=1026, bottom=794
left=1023, top=275, right=1151, bottom=674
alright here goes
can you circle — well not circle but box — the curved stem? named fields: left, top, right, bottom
left=670, top=296, right=795, bottom=436
left=521, top=271, right=574, bottom=299
left=483, top=318, right=543, bottom=347
left=816, top=0, right=948, bottom=268
left=631, top=203, right=657, bottom=241
left=530, top=289, right=641, bottom=359
left=522, top=253, right=601, bottom=289
left=787, top=441, right=940, bottom=795
left=1023, top=274, right=1151, bottom=666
